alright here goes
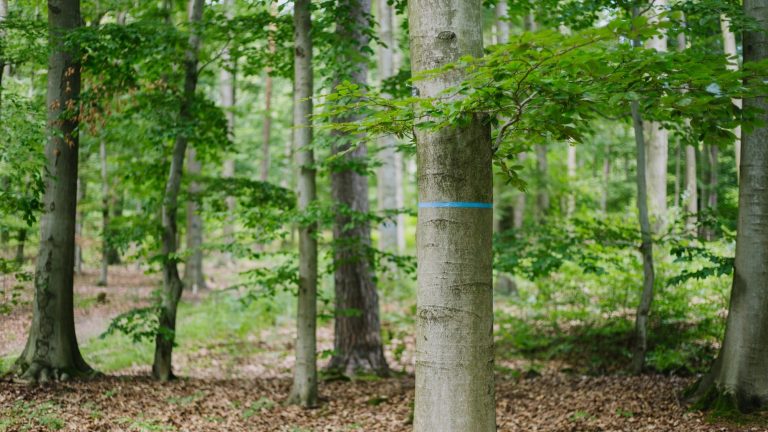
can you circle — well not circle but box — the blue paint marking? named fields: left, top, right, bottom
left=418, top=202, right=493, bottom=209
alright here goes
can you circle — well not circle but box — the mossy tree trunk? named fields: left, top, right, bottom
left=15, top=0, right=94, bottom=382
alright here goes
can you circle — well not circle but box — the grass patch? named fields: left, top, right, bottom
left=0, top=401, right=65, bottom=431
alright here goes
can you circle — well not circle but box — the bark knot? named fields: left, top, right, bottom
left=437, top=31, right=456, bottom=41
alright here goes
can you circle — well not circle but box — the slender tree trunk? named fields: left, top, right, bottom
left=535, top=144, right=549, bottom=220
left=15, top=229, right=26, bottom=264
left=410, top=0, right=496, bottom=429
left=107, top=191, right=122, bottom=264
left=513, top=153, right=527, bottom=227
left=496, top=0, right=510, bottom=43
left=328, top=0, right=388, bottom=377
left=184, top=147, right=206, bottom=292
left=376, top=0, right=404, bottom=253
left=288, top=0, right=317, bottom=407
left=688, top=0, right=768, bottom=411
left=220, top=0, right=236, bottom=253
left=98, top=139, right=109, bottom=286
left=674, top=142, right=681, bottom=209
left=630, top=99, right=657, bottom=374
left=601, top=144, right=611, bottom=214
left=567, top=144, right=576, bottom=218
left=1, top=0, right=8, bottom=253
left=74, top=177, right=85, bottom=274
left=705, top=145, right=719, bottom=240
left=15, top=0, right=93, bottom=382
left=261, top=74, right=272, bottom=182
left=153, top=0, right=204, bottom=382
left=721, top=15, right=741, bottom=183
left=644, top=0, right=669, bottom=232
left=685, top=143, right=698, bottom=233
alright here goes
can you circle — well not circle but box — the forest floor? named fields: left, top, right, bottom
left=1, top=266, right=767, bottom=431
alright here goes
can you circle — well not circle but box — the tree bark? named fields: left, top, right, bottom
left=15, top=0, right=93, bottom=382
left=513, top=153, right=527, bottom=228
left=496, top=0, right=510, bottom=44
left=261, top=74, right=272, bottom=182
left=153, top=0, right=204, bottom=382
left=220, top=0, right=236, bottom=253
left=409, top=0, right=496, bottom=429
left=98, top=138, right=109, bottom=286
left=685, top=143, right=698, bottom=233
left=288, top=0, right=318, bottom=407
left=601, top=144, right=611, bottom=214
left=15, top=229, right=26, bottom=265
left=705, top=144, right=719, bottom=240
left=630, top=99, right=657, bottom=375
left=535, top=144, right=549, bottom=220
left=644, top=0, right=669, bottom=232
left=688, top=0, right=768, bottom=411
left=184, top=147, right=206, bottom=292
left=74, top=177, right=85, bottom=274
left=567, top=144, right=576, bottom=218
left=721, top=15, right=741, bottom=183
left=376, top=0, right=404, bottom=253
left=327, top=0, right=388, bottom=377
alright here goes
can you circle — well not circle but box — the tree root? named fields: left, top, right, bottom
left=13, top=360, right=100, bottom=384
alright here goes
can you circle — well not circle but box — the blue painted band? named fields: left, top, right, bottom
left=418, top=201, right=493, bottom=209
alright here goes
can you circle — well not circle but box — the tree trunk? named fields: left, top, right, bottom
left=15, top=229, right=26, bottom=265
left=496, top=0, right=510, bottom=44
left=220, top=0, right=236, bottom=253
left=601, top=144, right=611, bottom=214
left=261, top=74, right=272, bottom=182
left=721, top=15, right=741, bottom=183
left=567, top=144, right=576, bottom=218
left=409, top=0, right=496, bottom=429
left=644, top=0, right=669, bottom=232
left=685, top=143, right=698, bottom=233
left=153, top=0, right=204, bottom=382
left=74, top=176, right=85, bottom=274
left=535, top=144, right=549, bottom=220
left=513, top=153, right=527, bottom=227
left=15, top=0, right=93, bottom=382
left=674, top=142, right=681, bottom=209
left=705, top=144, right=719, bottom=240
left=184, top=147, right=206, bottom=292
left=288, top=0, right=317, bottom=407
left=98, top=139, right=109, bottom=286
left=688, top=0, right=768, bottom=411
left=630, top=99, right=657, bottom=374
left=376, top=0, right=404, bottom=253
left=327, top=0, right=388, bottom=377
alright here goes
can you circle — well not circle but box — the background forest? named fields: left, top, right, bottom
left=1, top=0, right=767, bottom=430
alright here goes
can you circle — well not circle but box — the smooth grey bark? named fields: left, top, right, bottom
left=15, top=0, right=93, bottom=382
left=496, top=0, right=510, bottom=43
left=153, top=0, right=204, bottom=382
left=688, top=0, right=768, bottom=411
left=721, top=15, right=741, bottom=182
left=261, top=73, right=272, bottom=182
left=74, top=177, right=85, bottom=274
left=98, top=138, right=109, bottom=286
left=566, top=144, right=576, bottom=218
left=220, top=0, right=236, bottom=251
left=685, top=142, right=698, bottom=232
left=288, top=0, right=317, bottom=407
left=328, top=0, right=388, bottom=377
left=184, top=147, right=206, bottom=292
left=376, top=0, right=404, bottom=253
left=704, top=145, right=719, bottom=240
left=535, top=144, right=549, bottom=219
left=630, top=99, right=657, bottom=374
left=513, top=153, right=526, bottom=228
left=601, top=144, right=611, bottom=214
left=409, top=0, right=495, bottom=429
left=644, top=0, right=669, bottom=232
left=674, top=142, right=681, bottom=209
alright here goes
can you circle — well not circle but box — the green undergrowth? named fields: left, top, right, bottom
left=0, top=401, right=65, bottom=431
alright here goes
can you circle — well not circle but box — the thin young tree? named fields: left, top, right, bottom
left=15, top=0, right=94, bottom=382
left=327, top=0, right=389, bottom=376
left=409, top=0, right=495, bottom=429
left=288, top=0, right=318, bottom=407
left=721, top=14, right=741, bottom=182
left=687, top=0, right=768, bottom=411
left=98, top=138, right=109, bottom=286
left=220, top=0, right=236, bottom=253
left=184, top=146, right=207, bottom=292
left=153, top=0, right=204, bottom=382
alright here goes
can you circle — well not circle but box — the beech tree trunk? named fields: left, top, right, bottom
left=153, top=0, right=204, bottom=382
left=688, top=0, right=768, bottom=411
left=567, top=144, right=576, bottom=218
left=685, top=143, right=698, bottom=233
left=644, top=0, right=669, bottom=232
left=376, top=0, right=404, bottom=253
left=630, top=99, right=657, bottom=374
left=327, top=0, right=388, bottom=377
left=409, top=0, right=496, bottom=429
left=535, top=144, right=549, bottom=220
left=721, top=15, right=741, bottom=182
left=288, top=0, right=318, bottom=407
left=220, top=0, right=236, bottom=252
left=15, top=0, right=93, bottom=382
left=261, top=73, right=272, bottom=182
left=74, top=177, right=85, bottom=274
left=98, top=139, right=109, bottom=286
left=184, top=147, right=206, bottom=292
left=513, top=153, right=527, bottom=228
